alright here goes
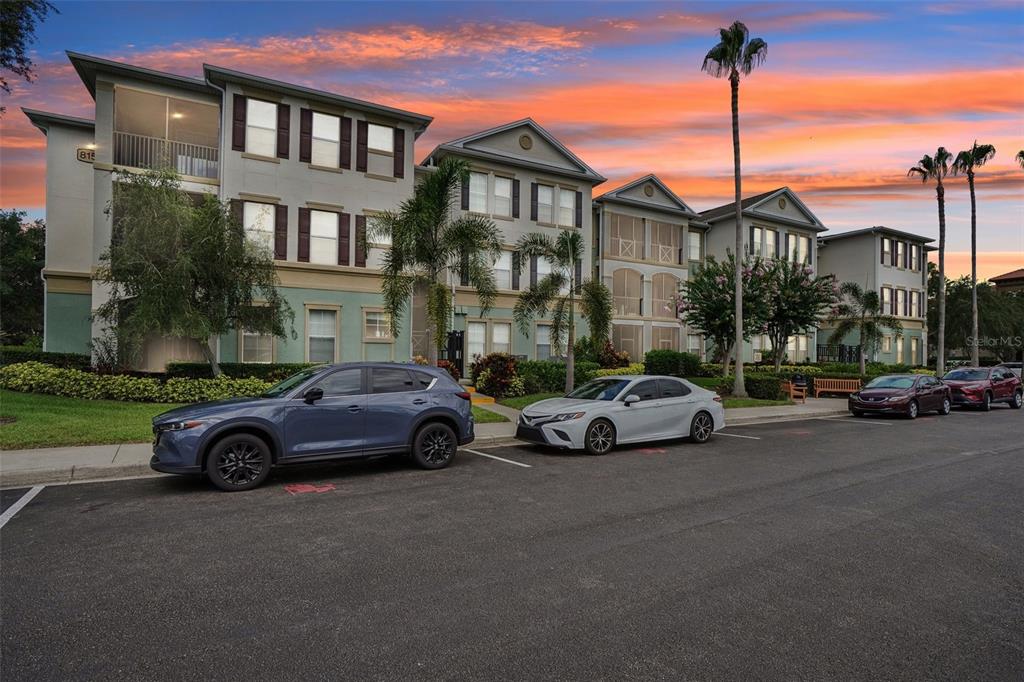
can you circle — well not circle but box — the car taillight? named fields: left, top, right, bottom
left=456, top=391, right=472, bottom=400
left=713, top=396, right=722, bottom=403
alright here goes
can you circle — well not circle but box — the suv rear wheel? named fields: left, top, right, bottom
left=206, top=433, right=271, bottom=492
left=1011, top=390, right=1023, bottom=410
left=411, top=422, right=457, bottom=469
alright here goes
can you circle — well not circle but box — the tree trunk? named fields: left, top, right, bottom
left=730, top=72, right=747, bottom=398
left=722, top=344, right=732, bottom=378
left=197, top=338, right=222, bottom=377
left=565, top=295, right=576, bottom=394
left=968, top=171, right=979, bottom=367
left=936, top=182, right=946, bottom=376
left=774, top=343, right=784, bottom=373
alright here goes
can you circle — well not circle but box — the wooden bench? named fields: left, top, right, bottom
left=782, top=381, right=807, bottom=404
left=814, top=378, right=862, bottom=398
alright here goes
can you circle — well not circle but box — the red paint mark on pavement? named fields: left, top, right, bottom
left=638, top=448, right=668, bottom=455
left=284, top=483, right=336, bottom=495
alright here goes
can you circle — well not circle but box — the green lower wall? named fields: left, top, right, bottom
left=44, top=292, right=92, bottom=354
left=450, top=304, right=588, bottom=361
left=817, top=326, right=926, bottom=366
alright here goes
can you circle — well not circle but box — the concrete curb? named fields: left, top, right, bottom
left=1, top=463, right=162, bottom=489
left=725, top=409, right=850, bottom=426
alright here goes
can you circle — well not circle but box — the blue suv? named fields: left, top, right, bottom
left=150, top=363, right=474, bottom=491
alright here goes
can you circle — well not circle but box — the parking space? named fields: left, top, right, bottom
left=2, top=410, right=1022, bottom=679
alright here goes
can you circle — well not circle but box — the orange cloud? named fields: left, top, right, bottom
left=933, top=252, right=1024, bottom=281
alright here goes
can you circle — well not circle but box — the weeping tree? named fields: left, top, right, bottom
left=367, top=156, right=503, bottom=364
left=951, top=141, right=996, bottom=367
left=701, top=20, right=767, bottom=398
left=96, top=169, right=293, bottom=376
left=908, top=148, right=952, bottom=375
left=512, top=229, right=613, bottom=393
left=827, top=282, right=903, bottom=375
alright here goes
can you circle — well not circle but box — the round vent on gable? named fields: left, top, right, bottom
left=519, top=134, right=533, bottom=150
left=644, top=184, right=655, bottom=197
left=778, top=197, right=787, bottom=209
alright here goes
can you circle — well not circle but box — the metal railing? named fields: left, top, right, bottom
left=652, top=243, right=677, bottom=264
left=113, top=131, right=219, bottom=179
left=817, top=343, right=862, bottom=363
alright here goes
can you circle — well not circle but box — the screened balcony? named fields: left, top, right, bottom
left=113, top=88, right=220, bottom=180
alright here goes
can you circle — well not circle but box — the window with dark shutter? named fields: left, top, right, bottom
left=276, top=104, right=290, bottom=159
left=530, top=255, right=538, bottom=287
left=274, top=205, right=288, bottom=260
left=749, top=226, right=756, bottom=256
left=459, top=251, right=469, bottom=286
left=511, top=251, right=520, bottom=290
left=339, top=212, right=350, bottom=266
left=299, top=108, right=312, bottom=163
left=356, top=120, right=368, bottom=172
left=297, top=208, right=310, bottom=262
left=512, top=179, right=520, bottom=218
left=881, top=238, right=886, bottom=264
left=461, top=179, right=470, bottom=210
left=354, top=215, right=366, bottom=267
left=574, top=191, right=583, bottom=228
left=340, top=117, right=352, bottom=169
left=530, top=183, right=538, bottom=221
left=393, top=128, right=405, bottom=178
left=574, top=258, right=582, bottom=293
left=231, top=94, right=246, bottom=151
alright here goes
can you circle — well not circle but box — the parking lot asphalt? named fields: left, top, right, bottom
left=2, top=406, right=1022, bottom=680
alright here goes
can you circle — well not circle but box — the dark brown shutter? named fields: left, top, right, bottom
left=340, top=117, right=352, bottom=169
left=274, top=204, right=287, bottom=260
left=511, top=252, right=520, bottom=290
left=356, top=120, right=368, bottom=172
left=393, top=127, right=404, bottom=178
left=231, top=94, right=246, bottom=151
left=774, top=231, right=781, bottom=259
left=530, top=255, right=538, bottom=287
left=904, top=242, right=910, bottom=269
left=512, top=179, right=520, bottom=219
left=574, top=257, right=582, bottom=293
left=574, top=191, right=583, bottom=228
left=461, top=178, right=470, bottom=210
left=276, top=103, right=290, bottom=159
left=749, top=226, right=755, bottom=256
left=339, top=212, right=350, bottom=266
left=891, top=243, right=897, bottom=267
left=299, top=108, right=312, bottom=163
left=354, top=215, right=366, bottom=267
left=903, top=290, right=909, bottom=316
left=785, top=234, right=791, bottom=261
left=297, top=208, right=310, bottom=262
left=880, top=238, right=886, bottom=264
left=530, top=183, right=538, bottom=221
left=459, top=252, right=469, bottom=286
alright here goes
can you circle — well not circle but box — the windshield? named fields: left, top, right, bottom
left=944, top=369, right=988, bottom=382
left=566, top=379, right=631, bottom=401
left=262, top=367, right=323, bottom=398
left=865, top=376, right=916, bottom=390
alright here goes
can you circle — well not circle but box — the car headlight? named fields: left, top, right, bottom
left=886, top=396, right=906, bottom=402
left=155, top=420, right=205, bottom=433
left=552, top=412, right=586, bottom=422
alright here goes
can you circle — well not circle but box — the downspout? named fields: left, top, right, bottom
left=206, top=76, right=229, bottom=364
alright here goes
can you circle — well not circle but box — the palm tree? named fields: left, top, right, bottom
left=827, top=282, right=903, bottom=375
left=702, top=21, right=767, bottom=398
left=367, top=157, right=502, bottom=365
left=951, top=141, right=996, bottom=367
left=512, top=230, right=613, bottom=393
left=908, top=148, right=952, bottom=375
left=1017, top=150, right=1024, bottom=169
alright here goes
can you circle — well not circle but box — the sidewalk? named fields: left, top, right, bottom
left=1, top=400, right=846, bottom=488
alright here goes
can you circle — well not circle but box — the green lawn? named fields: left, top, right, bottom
left=684, top=377, right=721, bottom=390
left=498, top=392, right=563, bottom=410
left=723, top=398, right=793, bottom=409
left=472, top=406, right=508, bottom=423
left=0, top=390, right=182, bottom=450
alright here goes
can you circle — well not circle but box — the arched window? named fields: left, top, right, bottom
left=612, top=269, right=643, bottom=316
left=651, top=273, right=679, bottom=319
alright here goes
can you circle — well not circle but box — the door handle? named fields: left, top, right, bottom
left=412, top=398, right=427, bottom=405
left=347, top=405, right=362, bottom=413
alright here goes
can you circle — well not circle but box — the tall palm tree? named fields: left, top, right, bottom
left=1017, top=150, right=1024, bottom=169
left=908, top=148, right=952, bottom=375
left=702, top=21, right=767, bottom=398
left=827, top=282, right=903, bottom=375
left=367, top=157, right=502, bottom=364
left=951, top=141, right=996, bottom=366
left=512, top=230, right=613, bottom=393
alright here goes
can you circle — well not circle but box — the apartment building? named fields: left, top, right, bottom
left=699, top=187, right=828, bottom=363
left=592, top=175, right=709, bottom=361
left=816, top=226, right=933, bottom=366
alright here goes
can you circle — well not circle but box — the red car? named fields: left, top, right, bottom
left=848, top=374, right=951, bottom=419
left=942, top=365, right=1023, bottom=410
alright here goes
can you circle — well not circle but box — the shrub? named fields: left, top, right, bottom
left=0, top=346, right=91, bottom=370
left=166, top=362, right=317, bottom=382
left=698, top=363, right=722, bottom=377
left=471, top=353, right=518, bottom=399
left=518, top=360, right=566, bottom=393
left=573, top=337, right=600, bottom=364
left=717, top=373, right=784, bottom=400
left=436, top=359, right=461, bottom=382
left=575, top=361, right=600, bottom=385
left=593, top=362, right=645, bottom=378
left=643, top=350, right=701, bottom=378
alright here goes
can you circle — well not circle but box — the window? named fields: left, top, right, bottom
left=371, top=368, right=414, bottom=394
left=790, top=235, right=810, bottom=263
left=687, top=334, right=702, bottom=356
left=537, top=257, right=568, bottom=295
left=367, top=123, right=393, bottom=153
left=896, top=241, right=906, bottom=268
left=246, top=98, right=277, bottom=157
left=492, top=323, right=511, bottom=354
left=612, top=324, right=643, bottom=360
left=317, top=369, right=362, bottom=396
left=881, top=287, right=893, bottom=313
left=311, top=112, right=340, bottom=168
left=787, top=335, right=808, bottom=362
left=243, top=202, right=275, bottom=254
left=658, top=379, right=690, bottom=398
left=751, top=227, right=764, bottom=257
left=688, top=230, right=702, bottom=262
left=882, top=237, right=892, bottom=264
left=308, top=309, right=337, bottom=363
left=911, top=337, right=920, bottom=365
left=363, top=310, right=392, bottom=341
left=631, top=380, right=660, bottom=401
left=910, top=244, right=921, bottom=271
left=241, top=330, right=273, bottom=363
left=469, top=171, right=488, bottom=213
left=558, top=189, right=575, bottom=227
left=652, top=273, right=679, bottom=318
left=536, top=323, right=552, bottom=360
left=494, top=251, right=512, bottom=290
left=467, top=321, right=486, bottom=360
left=652, top=326, right=679, bottom=350
left=537, top=184, right=554, bottom=223
left=896, top=338, right=904, bottom=364
left=494, top=176, right=512, bottom=217
left=612, top=269, right=643, bottom=316
left=650, top=220, right=679, bottom=264
left=309, top=210, right=338, bottom=265
left=897, top=289, right=907, bottom=316
left=765, top=229, right=778, bottom=258
left=882, top=336, right=892, bottom=353
left=609, top=213, right=643, bottom=260
left=910, top=291, right=920, bottom=318
left=412, top=371, right=436, bottom=390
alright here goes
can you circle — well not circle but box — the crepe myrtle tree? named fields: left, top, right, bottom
left=367, top=156, right=503, bottom=364
left=512, top=229, right=613, bottom=393
left=96, top=169, right=294, bottom=376
left=762, top=259, right=839, bottom=372
left=673, top=254, right=771, bottom=379
left=827, top=282, right=902, bottom=375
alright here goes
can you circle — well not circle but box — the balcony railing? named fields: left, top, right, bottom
left=610, top=238, right=641, bottom=260
left=114, top=131, right=219, bottom=179
left=652, top=243, right=678, bottom=264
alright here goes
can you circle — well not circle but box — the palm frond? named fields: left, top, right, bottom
left=514, top=232, right=556, bottom=264
left=1017, top=150, right=1024, bottom=169
left=741, top=37, right=767, bottom=75
left=548, top=296, right=571, bottom=356
left=579, top=278, right=613, bottom=344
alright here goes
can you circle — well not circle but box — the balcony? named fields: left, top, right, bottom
left=114, top=131, right=219, bottom=179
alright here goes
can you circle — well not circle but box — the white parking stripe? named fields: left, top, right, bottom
left=0, top=485, right=45, bottom=530
left=461, top=448, right=532, bottom=468
left=819, top=417, right=893, bottom=426
left=715, top=432, right=761, bottom=440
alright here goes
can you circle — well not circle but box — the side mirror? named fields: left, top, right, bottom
left=624, top=394, right=640, bottom=406
left=303, top=387, right=324, bottom=404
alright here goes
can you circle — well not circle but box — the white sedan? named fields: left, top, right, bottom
left=515, top=375, right=726, bottom=455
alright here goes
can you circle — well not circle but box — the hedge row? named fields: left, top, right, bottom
left=166, top=361, right=318, bottom=381
left=516, top=359, right=601, bottom=394
left=593, top=363, right=645, bottom=378
left=644, top=350, right=701, bottom=378
left=716, top=374, right=785, bottom=400
left=0, top=346, right=91, bottom=370
left=0, top=362, right=272, bottom=403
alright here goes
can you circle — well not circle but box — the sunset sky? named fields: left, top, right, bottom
left=1, top=0, right=1021, bottom=279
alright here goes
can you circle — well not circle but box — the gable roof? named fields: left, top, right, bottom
left=594, top=174, right=703, bottom=219
left=700, top=187, right=828, bottom=232
left=422, top=118, right=606, bottom=184
left=68, top=51, right=213, bottom=99
left=819, top=225, right=934, bottom=245
left=990, top=268, right=1024, bottom=283
left=22, top=107, right=95, bottom=134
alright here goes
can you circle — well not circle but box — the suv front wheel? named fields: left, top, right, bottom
left=412, top=422, right=457, bottom=469
left=206, top=433, right=272, bottom=491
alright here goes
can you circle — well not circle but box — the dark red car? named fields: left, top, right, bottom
left=942, top=365, right=1023, bottom=411
left=848, top=374, right=951, bottom=419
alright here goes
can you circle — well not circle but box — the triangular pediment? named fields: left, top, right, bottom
left=598, top=174, right=696, bottom=215
left=746, top=188, right=823, bottom=228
